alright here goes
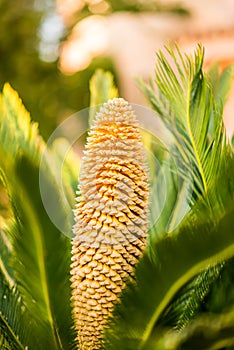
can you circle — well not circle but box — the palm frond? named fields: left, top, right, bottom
left=153, top=153, right=234, bottom=334
left=0, top=335, right=12, bottom=350
left=159, top=263, right=224, bottom=330
left=208, top=63, right=233, bottom=108
left=145, top=305, right=234, bottom=350
left=39, top=142, right=78, bottom=238
left=0, top=85, right=76, bottom=349
left=0, top=270, right=37, bottom=350
left=89, top=69, right=118, bottom=125
left=0, top=83, right=44, bottom=158
left=139, top=44, right=229, bottom=203
left=104, top=193, right=234, bottom=349
left=135, top=44, right=234, bottom=338
left=0, top=225, right=14, bottom=287
left=105, top=44, right=234, bottom=349
left=49, top=137, right=80, bottom=208
left=13, top=155, right=75, bottom=349
left=159, top=151, right=234, bottom=332
left=147, top=156, right=185, bottom=246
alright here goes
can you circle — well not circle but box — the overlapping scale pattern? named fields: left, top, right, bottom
left=71, top=98, right=149, bottom=349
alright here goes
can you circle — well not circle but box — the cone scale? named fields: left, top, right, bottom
left=71, top=98, right=149, bottom=349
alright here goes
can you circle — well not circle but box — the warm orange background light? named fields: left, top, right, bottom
left=57, top=0, right=234, bottom=134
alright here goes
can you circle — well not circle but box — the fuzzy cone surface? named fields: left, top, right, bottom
left=71, top=98, right=149, bottom=349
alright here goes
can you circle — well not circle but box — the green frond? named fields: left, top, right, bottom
left=0, top=44, right=233, bottom=350
left=0, top=225, right=14, bottom=287
left=131, top=44, right=234, bottom=349
left=147, top=157, right=187, bottom=244
left=49, top=137, right=80, bottom=208
left=89, top=69, right=118, bottom=125
left=0, top=85, right=77, bottom=349
left=0, top=335, right=11, bottom=350
left=159, top=263, right=224, bottom=330
left=4, top=153, right=75, bottom=349
left=146, top=305, right=234, bottom=350
left=139, top=43, right=230, bottom=204
left=0, top=83, right=44, bottom=159
left=1, top=84, right=79, bottom=235
left=0, top=270, right=36, bottom=350
left=154, top=148, right=234, bottom=335
left=104, top=193, right=234, bottom=349
left=207, top=63, right=233, bottom=108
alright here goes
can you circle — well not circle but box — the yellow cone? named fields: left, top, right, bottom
left=71, top=98, right=149, bottom=349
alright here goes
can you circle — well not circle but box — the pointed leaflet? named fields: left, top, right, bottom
left=0, top=336, right=11, bottom=350
left=0, top=269, right=38, bottom=350
left=49, top=137, right=80, bottom=210
left=139, top=44, right=228, bottom=200
left=0, top=227, right=14, bottom=287
left=147, top=156, right=184, bottom=244
left=105, top=45, right=234, bottom=349
left=13, top=156, right=75, bottom=349
left=89, top=69, right=118, bottom=125
left=145, top=305, right=234, bottom=350
left=0, top=83, right=76, bottom=224
left=0, top=85, right=76, bottom=349
left=207, top=63, right=233, bottom=108
left=137, top=45, right=233, bottom=334
left=157, top=148, right=234, bottom=333
left=158, top=263, right=224, bottom=330
left=104, top=190, right=234, bottom=350
left=150, top=51, right=233, bottom=329
left=0, top=83, right=44, bottom=158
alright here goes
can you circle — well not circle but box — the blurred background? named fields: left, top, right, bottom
left=1, top=0, right=234, bottom=139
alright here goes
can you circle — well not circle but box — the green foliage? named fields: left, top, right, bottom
left=207, top=63, right=234, bottom=106
left=0, top=1, right=117, bottom=139
left=0, top=227, right=14, bottom=287
left=1, top=45, right=234, bottom=350
left=146, top=307, right=234, bottom=350
left=104, top=45, right=234, bottom=349
left=0, top=70, right=118, bottom=349
left=105, top=197, right=234, bottom=349
left=0, top=270, right=35, bottom=349
left=159, top=263, right=224, bottom=330
left=0, top=84, right=77, bottom=349
left=89, top=69, right=118, bottom=125
left=139, top=44, right=230, bottom=201
left=134, top=46, right=234, bottom=342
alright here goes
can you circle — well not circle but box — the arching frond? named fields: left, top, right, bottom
left=0, top=85, right=76, bottom=349
left=0, top=270, right=36, bottom=349
left=139, top=44, right=232, bottom=204
left=105, top=193, right=234, bottom=349
left=104, top=44, right=234, bottom=350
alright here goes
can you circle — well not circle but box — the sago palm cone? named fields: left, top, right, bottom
left=70, top=98, right=149, bottom=349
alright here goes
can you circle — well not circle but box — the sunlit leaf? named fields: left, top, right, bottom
left=89, top=69, right=118, bottom=125
left=0, top=85, right=76, bottom=349
left=105, top=194, right=234, bottom=350
left=0, top=270, right=36, bottom=350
